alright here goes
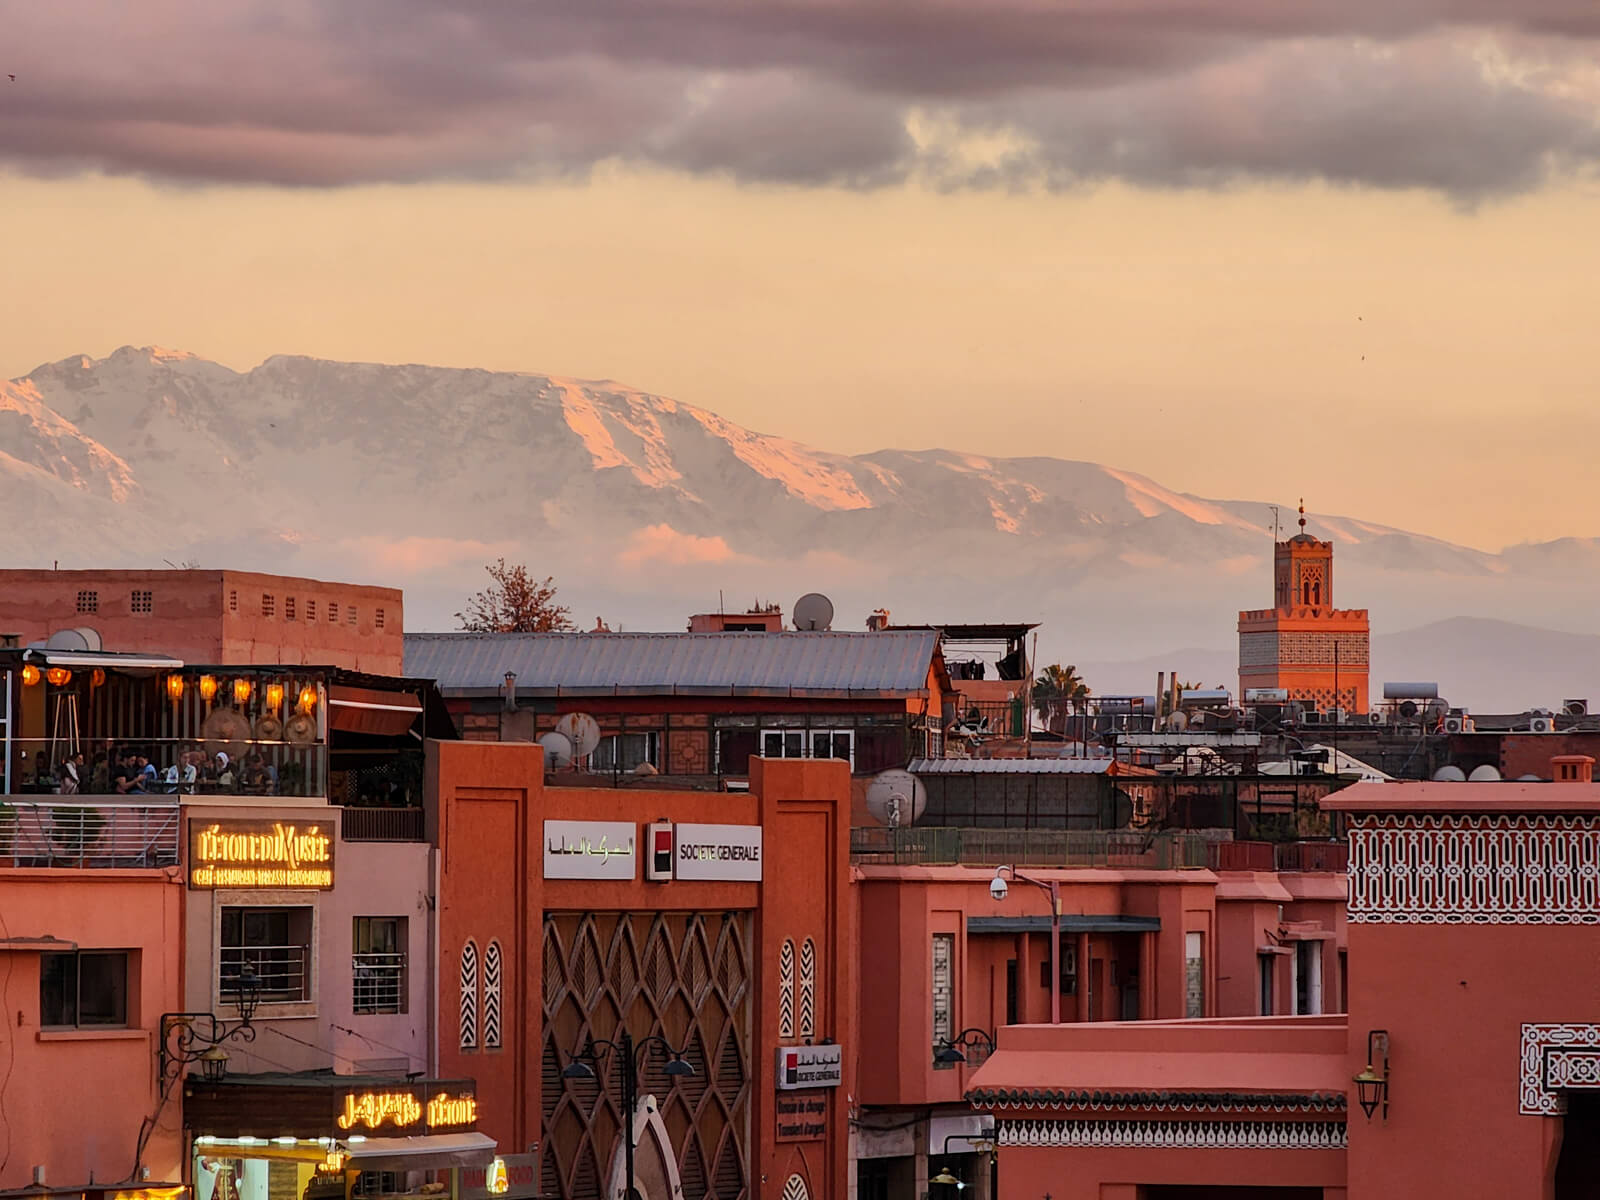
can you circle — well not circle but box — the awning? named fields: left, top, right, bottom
left=0, top=935, right=78, bottom=951
left=967, top=915, right=1161, bottom=935
left=22, top=650, right=184, bottom=670
left=328, top=685, right=423, bottom=737
left=343, top=1133, right=497, bottom=1171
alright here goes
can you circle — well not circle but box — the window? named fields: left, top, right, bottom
left=1184, top=931, right=1205, bottom=1018
left=41, top=951, right=128, bottom=1027
left=329, top=602, right=340, bottom=623
left=593, top=733, right=659, bottom=773
left=931, top=933, right=954, bottom=1067
left=483, top=940, right=502, bottom=1050
left=221, top=907, right=311, bottom=1002
left=306, top=599, right=317, bottom=622
left=1294, top=940, right=1323, bottom=1016
left=285, top=596, right=296, bottom=621
left=130, top=589, right=153, bottom=614
left=811, top=730, right=855, bottom=767
left=347, top=606, right=358, bottom=626
left=75, top=590, right=98, bottom=614
left=228, top=589, right=238, bottom=612
left=375, top=608, right=386, bottom=630
left=261, top=593, right=276, bottom=618
left=761, top=729, right=805, bottom=760
left=1259, top=953, right=1275, bottom=1016
left=758, top=728, right=855, bottom=767
left=353, top=917, right=406, bottom=1015
left=459, top=940, right=479, bottom=1050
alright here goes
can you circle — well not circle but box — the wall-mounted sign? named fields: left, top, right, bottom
left=334, top=1086, right=478, bottom=1135
left=775, top=1044, right=843, bottom=1091
left=462, top=1152, right=538, bottom=1200
left=675, top=823, right=763, bottom=882
left=188, top=820, right=335, bottom=889
left=543, top=820, right=636, bottom=880
left=645, top=822, right=674, bottom=882
left=775, top=1092, right=828, bottom=1143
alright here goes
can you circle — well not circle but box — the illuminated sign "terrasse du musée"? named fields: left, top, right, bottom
left=189, top=820, right=336, bottom=889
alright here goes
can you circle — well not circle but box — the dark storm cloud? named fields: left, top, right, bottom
left=1, top=0, right=1597, bottom=194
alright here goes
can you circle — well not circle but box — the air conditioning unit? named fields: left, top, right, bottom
left=1564, top=699, right=1589, bottom=718
left=1367, top=712, right=1387, bottom=726
left=1301, top=710, right=1323, bottom=727
left=1530, top=716, right=1556, bottom=734
left=1327, top=708, right=1347, bottom=725
left=1444, top=716, right=1467, bottom=735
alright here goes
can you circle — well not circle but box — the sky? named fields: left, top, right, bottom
left=3, top=0, right=1599, bottom=553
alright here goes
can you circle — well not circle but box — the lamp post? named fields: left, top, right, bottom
left=562, top=1031, right=696, bottom=1200
left=933, top=1028, right=996, bottom=1066
left=992, top=865, right=1063, bottom=1024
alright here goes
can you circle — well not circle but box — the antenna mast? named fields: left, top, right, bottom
left=1269, top=505, right=1282, bottom=541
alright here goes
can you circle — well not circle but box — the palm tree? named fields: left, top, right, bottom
left=1034, top=664, right=1091, bottom=733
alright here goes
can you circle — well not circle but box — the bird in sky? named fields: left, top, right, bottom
left=6, top=75, right=15, bottom=82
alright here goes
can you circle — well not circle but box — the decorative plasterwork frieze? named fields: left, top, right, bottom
left=1348, top=815, right=1600, bottom=925
left=965, top=1088, right=1346, bottom=1114
left=996, top=1119, right=1347, bottom=1150
left=1521, top=1024, right=1600, bottom=1115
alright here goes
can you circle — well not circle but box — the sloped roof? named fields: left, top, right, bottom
left=404, top=630, right=943, bottom=698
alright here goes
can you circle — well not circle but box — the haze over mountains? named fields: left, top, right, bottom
left=3, top=346, right=1595, bottom=709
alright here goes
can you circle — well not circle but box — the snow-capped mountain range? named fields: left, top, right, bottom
left=2, top=346, right=1595, bottom=705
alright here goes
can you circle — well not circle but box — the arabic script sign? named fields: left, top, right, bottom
left=674, top=823, right=763, bottom=882
left=334, top=1087, right=479, bottom=1135
left=188, top=819, right=335, bottom=889
left=543, top=820, right=637, bottom=880
left=776, top=1044, right=844, bottom=1091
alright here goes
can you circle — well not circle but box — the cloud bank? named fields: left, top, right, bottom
left=2, top=1, right=1598, bottom=195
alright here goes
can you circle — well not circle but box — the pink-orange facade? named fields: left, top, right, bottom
left=0, top=568, right=403, bottom=673
left=430, top=745, right=854, bottom=1200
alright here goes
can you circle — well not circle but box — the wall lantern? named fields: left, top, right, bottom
left=486, top=1158, right=510, bottom=1196
left=199, top=1046, right=231, bottom=1083
left=265, top=682, right=285, bottom=714
left=45, top=667, right=72, bottom=687
left=1353, top=1029, right=1390, bottom=1120
left=20, top=664, right=40, bottom=687
left=90, top=668, right=106, bottom=689
left=233, top=678, right=253, bottom=706
left=930, top=1169, right=967, bottom=1191
left=199, top=675, right=218, bottom=703
left=297, top=685, right=318, bottom=714
left=167, top=675, right=186, bottom=703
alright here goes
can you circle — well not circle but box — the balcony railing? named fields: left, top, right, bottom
left=1275, top=841, right=1348, bottom=873
left=341, top=806, right=426, bottom=843
left=5, top=737, right=327, bottom=798
left=352, top=952, right=407, bottom=1015
left=0, top=801, right=181, bottom=868
left=851, top=826, right=1213, bottom=870
left=1207, top=840, right=1278, bottom=872
left=221, top=944, right=309, bottom=1002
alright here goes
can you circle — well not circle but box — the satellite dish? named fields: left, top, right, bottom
left=1431, top=765, right=1467, bottom=782
left=866, top=769, right=927, bottom=828
left=45, top=627, right=94, bottom=651
left=555, top=712, right=601, bottom=758
left=1398, top=700, right=1418, bottom=719
left=1425, top=699, right=1449, bottom=724
left=1468, top=764, right=1502, bottom=782
left=1165, top=711, right=1188, bottom=732
left=793, top=593, right=835, bottom=631
left=539, top=731, right=575, bottom=770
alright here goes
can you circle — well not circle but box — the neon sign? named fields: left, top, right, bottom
left=189, top=820, right=335, bottom=889
left=337, top=1091, right=421, bottom=1131
left=334, top=1087, right=479, bottom=1134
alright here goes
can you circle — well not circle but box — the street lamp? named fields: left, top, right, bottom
left=933, top=1028, right=996, bottom=1066
left=158, top=962, right=263, bottom=1084
left=1353, top=1029, right=1390, bottom=1121
left=562, top=1031, right=696, bottom=1200
left=992, top=865, right=1064, bottom=1024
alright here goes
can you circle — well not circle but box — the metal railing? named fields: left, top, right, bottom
left=1275, top=841, right=1348, bottom=873
left=851, top=826, right=1213, bottom=869
left=0, top=801, right=181, bottom=868
left=220, top=944, right=309, bottom=1002
left=6, top=737, right=327, bottom=798
left=1207, top=840, right=1278, bottom=872
left=341, top=806, right=426, bottom=842
left=352, top=952, right=407, bottom=1015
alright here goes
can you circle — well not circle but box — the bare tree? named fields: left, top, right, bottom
left=456, top=559, right=575, bottom=633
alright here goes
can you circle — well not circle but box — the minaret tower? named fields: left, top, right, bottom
left=1238, top=500, right=1370, bottom=715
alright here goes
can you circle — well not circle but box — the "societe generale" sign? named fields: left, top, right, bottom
left=188, top=820, right=335, bottom=889
left=775, top=1044, right=843, bottom=1091
left=674, top=823, right=763, bottom=882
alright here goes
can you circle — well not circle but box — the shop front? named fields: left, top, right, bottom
left=183, top=1075, right=497, bottom=1200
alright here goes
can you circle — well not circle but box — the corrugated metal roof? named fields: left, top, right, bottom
left=404, top=630, right=940, bottom=698
left=910, top=757, right=1119, bottom=775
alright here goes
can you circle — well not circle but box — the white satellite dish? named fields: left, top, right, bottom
left=866, top=769, right=927, bottom=828
left=555, top=712, right=601, bottom=758
left=1431, top=765, right=1467, bottom=782
left=1164, top=711, right=1189, bottom=732
left=1468, top=764, right=1502, bottom=782
left=792, top=593, right=834, bottom=631
left=539, top=731, right=575, bottom=770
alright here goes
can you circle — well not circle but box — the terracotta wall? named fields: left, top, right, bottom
left=0, top=869, right=185, bottom=1188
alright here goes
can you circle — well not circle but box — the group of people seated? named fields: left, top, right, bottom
left=33, top=744, right=283, bottom=795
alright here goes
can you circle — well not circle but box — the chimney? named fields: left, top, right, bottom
left=32, top=1168, right=45, bottom=1186
left=866, top=608, right=891, bottom=632
left=502, top=672, right=517, bottom=713
left=1552, top=755, right=1594, bottom=783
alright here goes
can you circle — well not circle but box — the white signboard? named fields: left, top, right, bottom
left=776, top=1043, right=844, bottom=1090
left=675, top=823, right=763, bottom=882
left=543, top=820, right=637, bottom=880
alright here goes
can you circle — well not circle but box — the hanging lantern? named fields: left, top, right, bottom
left=265, top=682, right=285, bottom=713
left=20, top=664, right=40, bottom=687
left=90, top=668, right=106, bottom=689
left=45, top=667, right=72, bottom=687
left=297, top=685, right=318, bottom=714
left=167, top=674, right=186, bottom=703
left=199, top=675, right=218, bottom=703
left=233, top=678, right=253, bottom=705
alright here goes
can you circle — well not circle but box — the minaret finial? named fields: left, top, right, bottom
left=1298, top=499, right=1306, bottom=532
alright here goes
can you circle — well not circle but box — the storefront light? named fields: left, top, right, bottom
left=266, top=682, right=285, bottom=713
left=20, top=664, right=40, bottom=686
left=297, top=684, right=318, bottom=713
left=233, top=678, right=253, bottom=705
left=274, top=1137, right=298, bottom=1146
left=199, top=675, right=218, bottom=703
left=45, top=667, right=71, bottom=687
left=167, top=674, right=185, bottom=702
